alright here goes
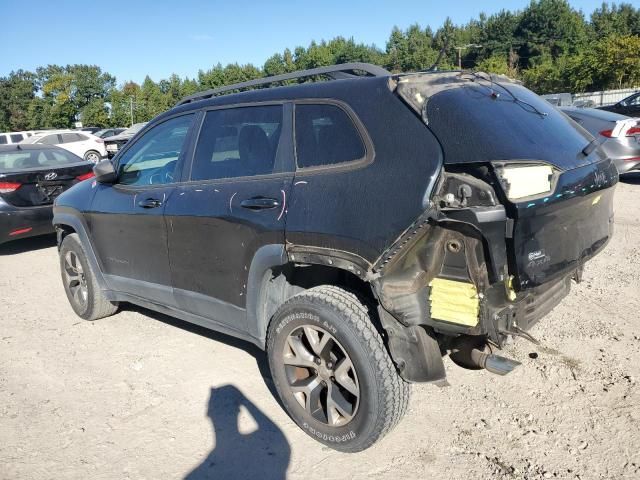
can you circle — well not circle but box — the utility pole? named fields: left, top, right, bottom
left=455, top=44, right=483, bottom=69
left=129, top=96, right=134, bottom=127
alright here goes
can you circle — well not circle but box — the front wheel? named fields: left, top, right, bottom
left=59, top=233, right=118, bottom=320
left=267, top=285, right=410, bottom=452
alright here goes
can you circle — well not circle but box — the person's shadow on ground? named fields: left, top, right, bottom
left=185, top=385, right=291, bottom=480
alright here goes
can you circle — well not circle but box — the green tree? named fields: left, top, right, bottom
left=516, top=0, right=589, bottom=68
left=479, top=10, right=521, bottom=60
left=588, top=34, right=640, bottom=88
left=0, top=70, right=37, bottom=131
left=590, top=2, right=640, bottom=37
left=81, top=98, right=110, bottom=127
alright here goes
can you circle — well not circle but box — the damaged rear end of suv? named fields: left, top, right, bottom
left=372, top=71, right=617, bottom=384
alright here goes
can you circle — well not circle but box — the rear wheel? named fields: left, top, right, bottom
left=59, top=233, right=118, bottom=320
left=84, top=150, right=101, bottom=163
left=267, top=285, right=410, bottom=452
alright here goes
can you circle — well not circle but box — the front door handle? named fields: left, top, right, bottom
left=240, top=197, right=280, bottom=210
left=138, top=198, right=162, bottom=209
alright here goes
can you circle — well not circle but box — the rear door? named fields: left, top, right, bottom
left=37, top=134, right=62, bottom=146
left=88, top=113, right=197, bottom=305
left=165, top=103, right=293, bottom=333
left=61, top=132, right=94, bottom=158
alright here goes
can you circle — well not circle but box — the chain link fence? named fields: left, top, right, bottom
left=541, top=88, right=638, bottom=107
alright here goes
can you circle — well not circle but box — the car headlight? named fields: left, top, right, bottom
left=493, top=162, right=557, bottom=201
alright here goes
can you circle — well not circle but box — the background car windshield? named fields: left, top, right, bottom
left=0, top=148, right=83, bottom=172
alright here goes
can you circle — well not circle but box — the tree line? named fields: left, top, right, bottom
left=1, top=0, right=639, bottom=132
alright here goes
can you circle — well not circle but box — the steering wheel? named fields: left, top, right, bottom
left=149, top=161, right=177, bottom=185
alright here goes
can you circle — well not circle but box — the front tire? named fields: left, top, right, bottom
left=267, top=285, right=410, bottom=452
left=59, top=233, right=118, bottom=320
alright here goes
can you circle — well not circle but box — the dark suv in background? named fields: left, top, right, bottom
left=53, top=64, right=618, bottom=452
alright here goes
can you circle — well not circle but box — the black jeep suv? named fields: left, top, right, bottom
left=53, top=63, right=617, bottom=452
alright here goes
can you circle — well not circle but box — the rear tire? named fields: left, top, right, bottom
left=59, top=233, right=118, bottom=320
left=267, top=285, right=410, bottom=452
left=84, top=150, right=101, bottom=163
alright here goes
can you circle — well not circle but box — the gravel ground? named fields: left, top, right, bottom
left=1, top=176, right=638, bottom=480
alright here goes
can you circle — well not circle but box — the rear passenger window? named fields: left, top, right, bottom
left=191, top=105, right=283, bottom=181
left=62, top=133, right=84, bottom=143
left=39, top=135, right=60, bottom=145
left=295, top=103, right=365, bottom=168
left=10, top=134, right=23, bottom=143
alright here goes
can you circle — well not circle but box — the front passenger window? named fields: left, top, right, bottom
left=117, top=114, right=194, bottom=186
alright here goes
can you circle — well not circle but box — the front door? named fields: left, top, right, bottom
left=88, top=113, right=196, bottom=305
left=165, top=103, right=294, bottom=333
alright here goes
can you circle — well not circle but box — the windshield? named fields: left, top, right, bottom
left=0, top=148, right=83, bottom=172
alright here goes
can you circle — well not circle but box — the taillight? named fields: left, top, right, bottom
left=9, top=227, right=32, bottom=236
left=95, top=138, right=104, bottom=143
left=76, top=172, right=95, bottom=181
left=601, top=126, right=640, bottom=138
left=0, top=182, right=21, bottom=193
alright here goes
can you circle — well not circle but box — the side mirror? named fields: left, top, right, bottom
left=93, top=159, right=117, bottom=184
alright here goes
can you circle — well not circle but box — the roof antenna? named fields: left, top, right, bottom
left=16, top=144, right=21, bottom=150
left=428, top=34, right=450, bottom=71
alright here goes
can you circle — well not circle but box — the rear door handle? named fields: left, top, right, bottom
left=138, top=198, right=162, bottom=208
left=240, top=197, right=280, bottom=210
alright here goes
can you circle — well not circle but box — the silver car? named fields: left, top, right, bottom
left=562, top=107, right=640, bottom=174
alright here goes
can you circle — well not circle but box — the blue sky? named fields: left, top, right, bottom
left=1, top=0, right=604, bottom=85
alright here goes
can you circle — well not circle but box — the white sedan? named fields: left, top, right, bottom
left=21, top=131, right=107, bottom=163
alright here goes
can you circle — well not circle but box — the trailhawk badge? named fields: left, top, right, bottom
left=527, top=249, right=550, bottom=268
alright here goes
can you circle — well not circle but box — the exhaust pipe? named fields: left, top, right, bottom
left=470, top=348, right=521, bottom=376
left=449, top=336, right=521, bottom=375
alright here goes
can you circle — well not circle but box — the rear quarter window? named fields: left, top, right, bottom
left=0, top=135, right=7, bottom=145
left=294, top=103, right=366, bottom=169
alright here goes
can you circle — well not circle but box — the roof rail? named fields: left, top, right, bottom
left=176, top=63, right=391, bottom=106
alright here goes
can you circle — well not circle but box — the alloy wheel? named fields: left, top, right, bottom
left=85, top=152, right=100, bottom=163
left=64, top=251, right=88, bottom=309
left=283, top=325, right=360, bottom=427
